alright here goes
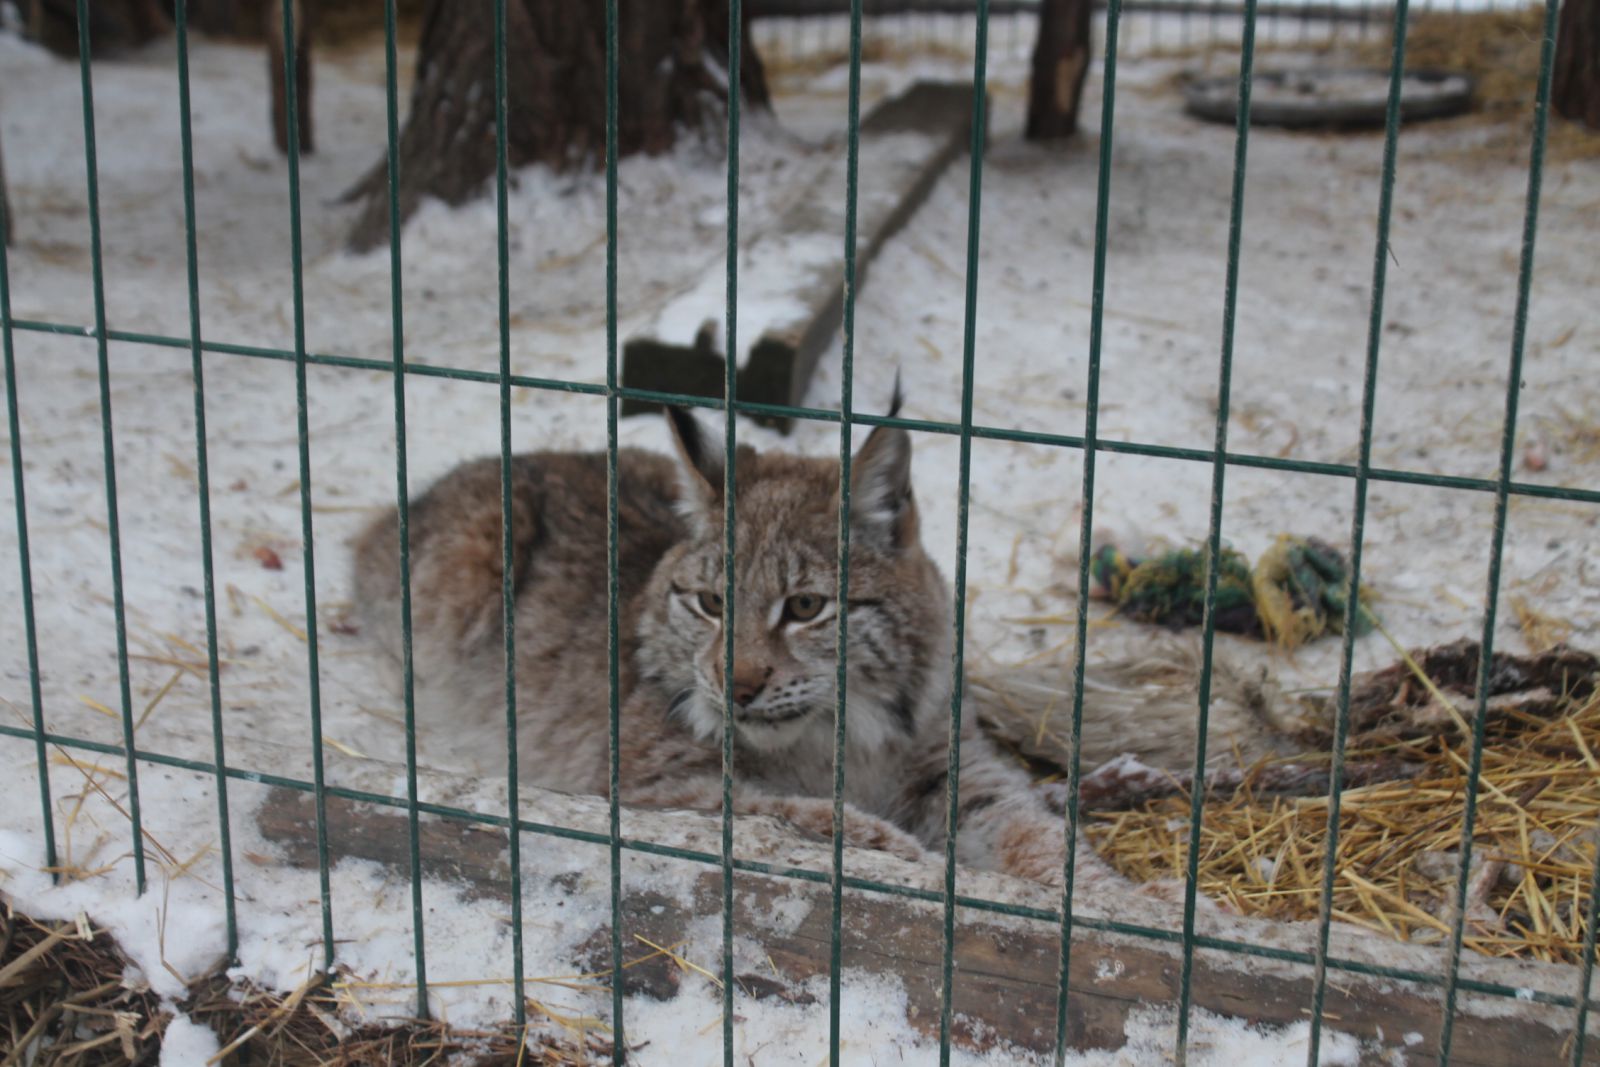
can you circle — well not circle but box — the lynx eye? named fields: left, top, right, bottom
left=783, top=593, right=827, bottom=623
left=696, top=591, right=724, bottom=618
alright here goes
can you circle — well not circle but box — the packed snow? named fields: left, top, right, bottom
left=2, top=3, right=1596, bottom=1062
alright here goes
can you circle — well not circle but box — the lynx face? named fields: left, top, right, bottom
left=641, top=412, right=951, bottom=754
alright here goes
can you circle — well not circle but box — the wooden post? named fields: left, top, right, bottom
left=1026, top=0, right=1095, bottom=141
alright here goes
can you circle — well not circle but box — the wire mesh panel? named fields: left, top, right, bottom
left=0, top=0, right=1590, bottom=1063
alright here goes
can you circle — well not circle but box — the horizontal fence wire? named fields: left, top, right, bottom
left=75, top=0, right=147, bottom=897
left=7, top=317, right=1595, bottom=508
left=173, top=0, right=239, bottom=963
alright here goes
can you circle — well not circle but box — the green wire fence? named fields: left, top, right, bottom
left=0, top=0, right=1590, bottom=1064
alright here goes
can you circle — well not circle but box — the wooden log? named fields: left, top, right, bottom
left=254, top=780, right=1596, bottom=1063
left=621, top=81, right=980, bottom=431
left=746, top=0, right=1403, bottom=18
left=974, top=640, right=1600, bottom=803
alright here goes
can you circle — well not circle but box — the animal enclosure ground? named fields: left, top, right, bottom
left=1, top=8, right=1597, bottom=1063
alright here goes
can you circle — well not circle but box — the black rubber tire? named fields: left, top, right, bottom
left=1183, top=68, right=1475, bottom=129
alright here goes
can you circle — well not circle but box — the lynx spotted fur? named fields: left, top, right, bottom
left=354, top=410, right=1127, bottom=886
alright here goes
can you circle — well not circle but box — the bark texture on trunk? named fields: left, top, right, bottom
left=346, top=0, right=770, bottom=251
left=1025, top=0, right=1094, bottom=141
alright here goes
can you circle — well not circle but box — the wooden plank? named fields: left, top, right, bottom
left=747, top=0, right=1390, bottom=22
left=621, top=81, right=979, bottom=431
left=255, top=786, right=1595, bottom=1064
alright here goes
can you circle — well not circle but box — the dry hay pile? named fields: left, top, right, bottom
left=0, top=907, right=603, bottom=1066
left=0, top=910, right=164, bottom=1065
left=1085, top=644, right=1600, bottom=964
left=1357, top=8, right=1600, bottom=162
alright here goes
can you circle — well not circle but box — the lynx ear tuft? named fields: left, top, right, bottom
left=851, top=424, right=916, bottom=550
left=665, top=407, right=724, bottom=529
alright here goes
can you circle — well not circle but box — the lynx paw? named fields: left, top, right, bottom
left=842, top=816, right=929, bottom=864
left=770, top=799, right=928, bottom=863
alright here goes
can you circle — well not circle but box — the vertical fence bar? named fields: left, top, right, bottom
left=1575, top=826, right=1600, bottom=1066
left=277, top=0, right=335, bottom=970
left=937, top=4, right=989, bottom=1063
left=602, top=0, right=627, bottom=1058
left=1052, top=0, right=1121, bottom=1059
left=1303, top=0, right=1410, bottom=1061
left=1172, top=0, right=1258, bottom=1059
left=74, top=0, right=147, bottom=895
left=0, top=94, right=57, bottom=884
left=174, top=0, right=239, bottom=959
left=722, top=2, right=744, bottom=1062
left=1437, top=0, right=1560, bottom=1058
left=380, top=0, right=430, bottom=1019
left=828, top=1, right=866, bottom=1061
left=491, top=0, right=529, bottom=1037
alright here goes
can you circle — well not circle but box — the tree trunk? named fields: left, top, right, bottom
left=185, top=0, right=270, bottom=37
left=266, top=0, right=315, bottom=155
left=1554, top=0, right=1600, bottom=129
left=346, top=0, right=771, bottom=251
left=1025, top=0, right=1094, bottom=141
left=24, top=0, right=168, bottom=56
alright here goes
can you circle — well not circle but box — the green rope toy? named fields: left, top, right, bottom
left=1090, top=535, right=1372, bottom=649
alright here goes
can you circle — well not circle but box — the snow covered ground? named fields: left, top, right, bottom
left=1, top=6, right=1596, bottom=1062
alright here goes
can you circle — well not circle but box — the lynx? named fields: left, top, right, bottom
left=353, top=408, right=1121, bottom=886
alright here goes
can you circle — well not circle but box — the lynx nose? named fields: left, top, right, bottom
left=729, top=665, right=770, bottom=708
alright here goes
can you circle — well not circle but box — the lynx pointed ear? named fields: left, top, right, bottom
left=665, top=407, right=724, bottom=529
left=850, top=425, right=916, bottom=550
